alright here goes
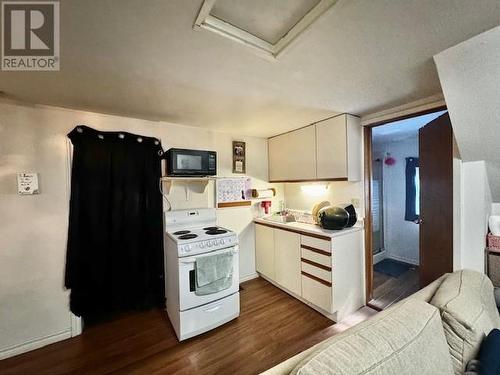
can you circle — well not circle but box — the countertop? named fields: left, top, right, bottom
left=254, top=217, right=363, bottom=239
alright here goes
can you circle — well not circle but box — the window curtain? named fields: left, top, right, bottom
left=65, top=125, right=165, bottom=323
left=405, top=157, right=419, bottom=222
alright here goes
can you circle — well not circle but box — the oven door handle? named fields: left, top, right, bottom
left=180, top=247, right=239, bottom=264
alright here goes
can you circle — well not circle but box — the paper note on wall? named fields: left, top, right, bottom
left=17, top=173, right=39, bottom=195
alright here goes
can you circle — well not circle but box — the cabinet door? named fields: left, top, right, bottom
left=268, top=134, right=289, bottom=181
left=346, top=114, right=362, bottom=181
left=255, top=224, right=275, bottom=279
left=316, top=115, right=347, bottom=179
left=287, top=126, right=317, bottom=180
left=274, top=229, right=301, bottom=295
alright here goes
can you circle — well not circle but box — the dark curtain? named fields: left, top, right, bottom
left=405, top=157, right=419, bottom=222
left=65, top=125, right=165, bottom=323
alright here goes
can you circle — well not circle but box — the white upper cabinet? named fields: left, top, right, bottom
left=316, top=115, right=347, bottom=179
left=268, top=114, right=361, bottom=182
left=268, top=133, right=289, bottom=182
left=267, top=133, right=288, bottom=181
left=316, top=114, right=361, bottom=180
left=287, top=126, right=317, bottom=181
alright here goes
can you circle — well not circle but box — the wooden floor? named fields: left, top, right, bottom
left=0, top=278, right=377, bottom=375
left=370, top=267, right=419, bottom=310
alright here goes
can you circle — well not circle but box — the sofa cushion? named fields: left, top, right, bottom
left=478, top=328, right=500, bottom=375
left=290, top=299, right=454, bottom=375
left=430, top=270, right=500, bottom=374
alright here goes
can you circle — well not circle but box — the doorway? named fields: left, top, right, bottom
left=364, top=108, right=452, bottom=310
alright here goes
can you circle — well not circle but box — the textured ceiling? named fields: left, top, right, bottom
left=435, top=25, right=500, bottom=201
left=1, top=0, right=500, bottom=137
left=211, top=0, right=321, bottom=44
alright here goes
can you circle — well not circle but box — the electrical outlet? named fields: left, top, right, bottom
left=351, top=198, right=360, bottom=208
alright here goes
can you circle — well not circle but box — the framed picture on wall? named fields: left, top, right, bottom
left=232, top=141, right=246, bottom=174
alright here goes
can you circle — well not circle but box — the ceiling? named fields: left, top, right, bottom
left=372, top=110, right=447, bottom=143
left=211, top=0, right=321, bottom=44
left=2, top=0, right=500, bottom=137
left=435, top=25, right=500, bottom=201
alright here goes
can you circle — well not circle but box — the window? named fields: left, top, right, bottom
left=405, top=157, right=420, bottom=222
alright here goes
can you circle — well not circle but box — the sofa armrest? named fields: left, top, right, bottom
left=259, top=346, right=318, bottom=375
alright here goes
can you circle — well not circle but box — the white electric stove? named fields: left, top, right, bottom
left=164, top=208, right=240, bottom=341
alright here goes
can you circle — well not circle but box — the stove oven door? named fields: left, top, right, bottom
left=178, top=246, right=239, bottom=311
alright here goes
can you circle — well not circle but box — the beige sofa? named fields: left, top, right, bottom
left=262, top=270, right=500, bottom=375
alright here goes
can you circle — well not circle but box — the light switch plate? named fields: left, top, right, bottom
left=17, top=173, right=39, bottom=195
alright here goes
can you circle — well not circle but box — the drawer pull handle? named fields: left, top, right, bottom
left=301, top=271, right=332, bottom=287
left=300, top=245, right=331, bottom=256
left=301, top=258, right=332, bottom=271
left=204, top=304, right=222, bottom=313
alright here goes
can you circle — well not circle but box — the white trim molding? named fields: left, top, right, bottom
left=0, top=330, right=72, bottom=360
left=193, top=0, right=339, bottom=60
left=361, top=94, right=446, bottom=126
left=239, top=272, right=259, bottom=283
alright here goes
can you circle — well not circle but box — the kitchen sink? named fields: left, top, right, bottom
left=262, top=214, right=296, bottom=224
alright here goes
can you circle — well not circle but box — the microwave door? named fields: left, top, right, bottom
left=177, top=153, right=203, bottom=174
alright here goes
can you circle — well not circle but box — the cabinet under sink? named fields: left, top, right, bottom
left=254, top=220, right=364, bottom=322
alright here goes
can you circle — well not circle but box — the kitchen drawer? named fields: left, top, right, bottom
left=301, top=248, right=331, bottom=267
left=300, top=235, right=331, bottom=253
left=301, top=274, right=333, bottom=313
left=177, top=292, right=240, bottom=341
left=301, top=261, right=331, bottom=282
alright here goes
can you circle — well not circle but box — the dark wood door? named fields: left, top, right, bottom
left=419, top=112, right=454, bottom=287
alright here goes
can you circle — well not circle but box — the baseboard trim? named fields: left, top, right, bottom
left=385, top=254, right=419, bottom=266
left=239, top=273, right=259, bottom=283
left=373, top=250, right=386, bottom=264
left=0, top=329, right=72, bottom=360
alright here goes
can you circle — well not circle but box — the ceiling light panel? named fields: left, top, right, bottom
left=194, top=0, right=338, bottom=59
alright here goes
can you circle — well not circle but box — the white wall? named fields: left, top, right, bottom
left=0, top=100, right=281, bottom=358
left=372, top=135, right=420, bottom=265
left=460, top=161, right=492, bottom=273
left=283, top=181, right=364, bottom=218
left=434, top=25, right=500, bottom=201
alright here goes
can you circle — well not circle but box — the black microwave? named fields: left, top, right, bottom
left=164, top=148, right=217, bottom=176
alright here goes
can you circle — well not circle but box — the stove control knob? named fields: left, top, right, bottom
left=184, top=245, right=191, bottom=253
left=207, top=241, right=212, bottom=247
left=200, top=243, right=205, bottom=249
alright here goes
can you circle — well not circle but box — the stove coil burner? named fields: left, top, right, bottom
left=206, top=229, right=228, bottom=235
left=179, top=234, right=198, bottom=240
left=173, top=230, right=191, bottom=235
left=203, top=226, right=219, bottom=231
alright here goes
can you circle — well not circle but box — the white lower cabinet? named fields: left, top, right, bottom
left=255, top=224, right=275, bottom=279
left=274, top=229, right=301, bottom=296
left=255, top=221, right=364, bottom=321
